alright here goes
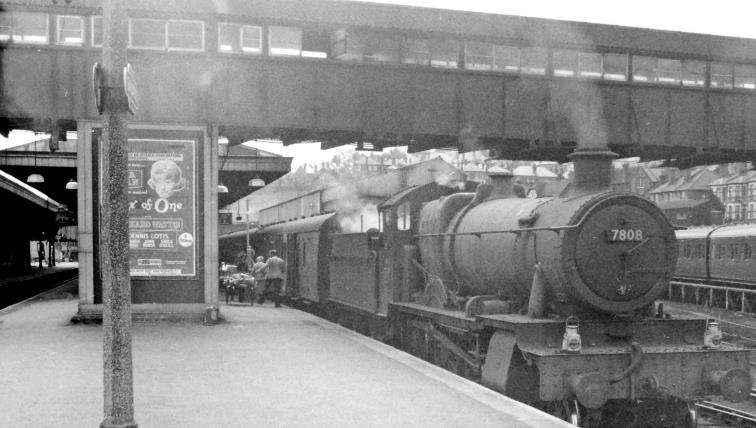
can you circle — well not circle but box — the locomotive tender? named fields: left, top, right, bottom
left=248, top=147, right=751, bottom=427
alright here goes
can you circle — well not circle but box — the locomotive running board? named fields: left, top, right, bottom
left=389, top=302, right=480, bottom=331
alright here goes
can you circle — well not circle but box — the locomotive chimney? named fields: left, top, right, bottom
left=486, top=167, right=514, bottom=199
left=567, top=147, right=618, bottom=195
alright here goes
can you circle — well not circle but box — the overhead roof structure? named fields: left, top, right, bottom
left=3, top=0, right=756, bottom=165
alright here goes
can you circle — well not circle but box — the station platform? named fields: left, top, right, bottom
left=0, top=262, right=78, bottom=308
left=0, top=282, right=570, bottom=428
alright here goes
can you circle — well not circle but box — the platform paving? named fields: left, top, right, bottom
left=0, top=286, right=569, bottom=428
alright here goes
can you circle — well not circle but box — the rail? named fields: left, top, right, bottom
left=668, top=280, right=756, bottom=314
left=696, top=401, right=756, bottom=424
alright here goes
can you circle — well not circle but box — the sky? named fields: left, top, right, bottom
left=5, top=0, right=756, bottom=168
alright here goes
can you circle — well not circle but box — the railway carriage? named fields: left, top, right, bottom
left=676, top=223, right=756, bottom=286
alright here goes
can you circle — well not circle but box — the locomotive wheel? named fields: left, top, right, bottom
left=545, top=399, right=581, bottom=426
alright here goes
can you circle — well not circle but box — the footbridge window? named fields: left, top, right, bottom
left=578, top=52, right=602, bottom=78
left=734, top=64, right=756, bottom=89
left=269, top=25, right=301, bottom=56
left=56, top=15, right=83, bottom=46
left=218, top=23, right=262, bottom=54
left=0, top=12, right=49, bottom=44
left=710, top=62, right=734, bottom=88
left=521, top=47, right=547, bottom=75
left=682, top=60, right=706, bottom=86
left=129, top=18, right=204, bottom=51
left=552, top=49, right=578, bottom=76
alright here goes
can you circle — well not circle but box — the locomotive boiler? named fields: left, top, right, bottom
left=418, top=148, right=676, bottom=315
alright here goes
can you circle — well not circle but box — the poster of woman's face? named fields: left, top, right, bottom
left=147, top=159, right=186, bottom=198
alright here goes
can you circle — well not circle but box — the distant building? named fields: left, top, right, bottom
left=647, top=168, right=723, bottom=226
left=709, top=170, right=756, bottom=222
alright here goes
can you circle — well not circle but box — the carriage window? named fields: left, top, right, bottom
left=578, top=52, right=602, bottom=78
left=694, top=243, right=704, bottom=259
left=57, top=15, right=83, bottom=45
left=465, top=41, right=493, bottom=71
left=429, top=39, right=458, bottom=68
left=397, top=202, right=411, bottom=231
left=552, top=50, right=578, bottom=77
left=632, top=56, right=657, bottom=82
left=734, top=64, right=756, bottom=89
left=710, top=62, right=734, bottom=88
left=521, top=47, right=547, bottom=74
left=716, top=244, right=725, bottom=259
left=242, top=26, right=262, bottom=53
left=269, top=25, right=301, bottom=56
left=730, top=243, right=740, bottom=259
left=603, top=53, right=627, bottom=81
left=682, top=60, right=706, bottom=87
left=91, top=16, right=102, bottom=47
left=683, top=244, right=691, bottom=258
left=493, top=45, right=519, bottom=71
left=130, top=18, right=165, bottom=49
left=301, top=241, right=307, bottom=266
left=745, top=243, right=753, bottom=259
left=3, top=12, right=49, bottom=44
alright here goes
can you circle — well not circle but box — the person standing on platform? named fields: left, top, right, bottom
left=37, top=240, right=45, bottom=269
left=251, top=256, right=267, bottom=305
left=264, top=250, right=285, bottom=308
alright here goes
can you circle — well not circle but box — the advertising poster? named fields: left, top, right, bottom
left=126, top=139, right=196, bottom=277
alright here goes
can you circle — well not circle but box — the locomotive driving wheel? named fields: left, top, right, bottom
left=545, top=399, right=581, bottom=426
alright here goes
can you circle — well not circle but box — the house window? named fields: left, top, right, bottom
left=0, top=12, right=49, bottom=44
left=552, top=49, right=578, bottom=77
left=91, top=16, right=102, bottom=47
left=269, top=25, right=301, bottom=56
left=681, top=60, right=706, bottom=87
left=56, top=15, right=83, bottom=45
left=129, top=18, right=165, bottom=49
left=603, top=53, right=627, bottom=80
left=465, top=41, right=493, bottom=71
left=748, top=202, right=756, bottom=219
left=578, top=52, right=602, bottom=78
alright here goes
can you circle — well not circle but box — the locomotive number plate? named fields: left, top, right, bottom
left=606, top=228, right=644, bottom=242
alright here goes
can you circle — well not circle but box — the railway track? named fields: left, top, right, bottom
left=0, top=272, right=78, bottom=310
left=697, top=400, right=756, bottom=426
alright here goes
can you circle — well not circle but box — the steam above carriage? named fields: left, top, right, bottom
left=232, top=146, right=751, bottom=427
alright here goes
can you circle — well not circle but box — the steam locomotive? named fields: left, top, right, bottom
left=245, top=148, right=751, bottom=427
